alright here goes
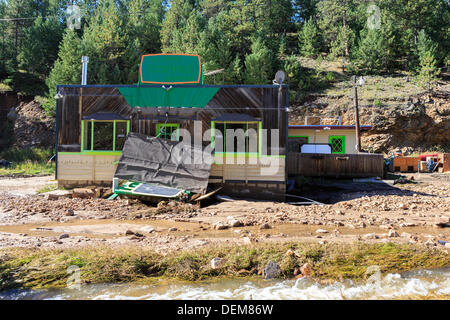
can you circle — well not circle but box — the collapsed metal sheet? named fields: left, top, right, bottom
left=114, top=132, right=211, bottom=193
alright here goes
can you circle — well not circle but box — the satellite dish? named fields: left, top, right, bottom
left=274, top=70, right=285, bottom=84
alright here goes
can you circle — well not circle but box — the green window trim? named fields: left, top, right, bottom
left=329, top=135, right=346, bottom=154
left=156, top=123, right=180, bottom=141
left=81, top=120, right=130, bottom=152
left=211, top=121, right=262, bottom=156
left=288, top=135, right=309, bottom=143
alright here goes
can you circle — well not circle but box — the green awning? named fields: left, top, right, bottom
left=118, top=86, right=218, bottom=108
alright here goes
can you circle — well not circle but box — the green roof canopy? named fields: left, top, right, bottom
left=118, top=86, right=218, bottom=108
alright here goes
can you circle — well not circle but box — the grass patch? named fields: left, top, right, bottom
left=0, top=242, right=448, bottom=290
left=0, top=160, right=55, bottom=177
left=0, top=147, right=55, bottom=177
left=36, top=184, right=62, bottom=194
left=0, top=147, right=54, bottom=163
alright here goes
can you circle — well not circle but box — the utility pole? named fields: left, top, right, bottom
left=352, top=75, right=361, bottom=153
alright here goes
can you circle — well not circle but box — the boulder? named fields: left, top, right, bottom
left=264, top=261, right=280, bottom=279
left=388, top=229, right=399, bottom=238
left=214, top=223, right=229, bottom=230
left=59, top=233, right=70, bottom=239
left=73, top=188, right=96, bottom=199
left=363, top=233, right=379, bottom=239
left=210, top=258, right=226, bottom=269
left=300, top=263, right=312, bottom=277
left=259, top=223, right=271, bottom=230
left=228, top=219, right=243, bottom=227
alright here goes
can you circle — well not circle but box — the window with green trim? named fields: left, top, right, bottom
left=156, top=123, right=180, bottom=141
left=82, top=120, right=130, bottom=152
left=212, top=121, right=261, bottom=154
left=329, top=135, right=346, bottom=154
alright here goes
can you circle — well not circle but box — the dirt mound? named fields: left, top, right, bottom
left=11, top=100, right=55, bottom=148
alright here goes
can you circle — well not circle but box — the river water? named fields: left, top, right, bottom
left=1, top=269, right=449, bottom=300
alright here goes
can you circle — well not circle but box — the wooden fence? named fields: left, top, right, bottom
left=287, top=153, right=384, bottom=178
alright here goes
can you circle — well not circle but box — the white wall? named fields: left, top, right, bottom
left=288, top=128, right=358, bottom=154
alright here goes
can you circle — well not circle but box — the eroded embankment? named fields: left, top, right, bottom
left=1, top=242, right=449, bottom=291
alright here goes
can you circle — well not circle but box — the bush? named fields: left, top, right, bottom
left=0, top=147, right=54, bottom=163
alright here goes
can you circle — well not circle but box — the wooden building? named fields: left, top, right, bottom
left=55, top=54, right=288, bottom=199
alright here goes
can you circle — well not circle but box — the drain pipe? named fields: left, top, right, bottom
left=81, top=56, right=89, bottom=85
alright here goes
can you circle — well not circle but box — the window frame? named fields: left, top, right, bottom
left=156, top=123, right=180, bottom=141
left=329, top=135, right=346, bottom=154
left=81, top=119, right=130, bottom=153
left=211, top=120, right=262, bottom=156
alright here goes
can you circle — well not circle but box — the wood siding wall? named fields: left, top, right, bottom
left=287, top=153, right=384, bottom=178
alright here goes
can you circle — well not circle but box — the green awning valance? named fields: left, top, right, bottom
left=118, top=86, right=218, bottom=108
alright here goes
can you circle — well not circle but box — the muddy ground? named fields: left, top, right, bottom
left=0, top=174, right=449, bottom=253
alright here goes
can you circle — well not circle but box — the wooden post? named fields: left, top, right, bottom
left=352, top=75, right=361, bottom=153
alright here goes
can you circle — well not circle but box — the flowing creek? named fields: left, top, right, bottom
left=1, top=269, right=449, bottom=300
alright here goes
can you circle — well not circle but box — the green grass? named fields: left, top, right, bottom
left=0, top=161, right=55, bottom=177
left=36, top=184, right=60, bottom=194
left=0, top=242, right=448, bottom=290
left=0, top=147, right=54, bottom=163
left=0, top=147, right=55, bottom=177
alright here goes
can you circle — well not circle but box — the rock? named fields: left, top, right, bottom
left=259, top=223, right=271, bottom=230
left=72, top=188, right=96, bottom=199
left=398, top=203, right=408, bottom=210
left=140, top=226, right=155, bottom=234
left=65, top=209, right=75, bottom=216
left=445, top=243, right=450, bottom=249
left=228, top=219, right=243, bottom=227
left=214, top=223, right=229, bottom=230
left=210, top=258, right=226, bottom=269
left=168, top=227, right=178, bottom=232
left=125, top=230, right=135, bottom=236
left=388, top=229, right=399, bottom=238
left=399, top=222, right=416, bottom=227
left=242, top=236, right=252, bottom=244
left=264, top=261, right=280, bottom=279
left=434, top=216, right=450, bottom=227
left=363, top=233, right=379, bottom=239
left=315, top=229, right=329, bottom=234
left=300, top=263, right=312, bottom=277
left=45, top=190, right=72, bottom=200
left=59, top=233, right=70, bottom=239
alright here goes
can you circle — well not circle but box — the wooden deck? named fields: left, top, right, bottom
left=287, top=153, right=384, bottom=178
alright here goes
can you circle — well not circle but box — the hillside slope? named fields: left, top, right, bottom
left=289, top=58, right=449, bottom=155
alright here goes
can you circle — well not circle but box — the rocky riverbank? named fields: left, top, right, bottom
left=1, top=242, right=449, bottom=291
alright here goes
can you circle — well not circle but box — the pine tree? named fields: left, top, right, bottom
left=283, top=55, right=303, bottom=88
left=81, top=0, right=130, bottom=84
left=18, top=16, right=64, bottom=79
left=244, top=37, right=273, bottom=84
left=45, top=29, right=83, bottom=115
left=354, top=28, right=386, bottom=74
left=298, top=17, right=320, bottom=57
left=416, top=30, right=439, bottom=91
